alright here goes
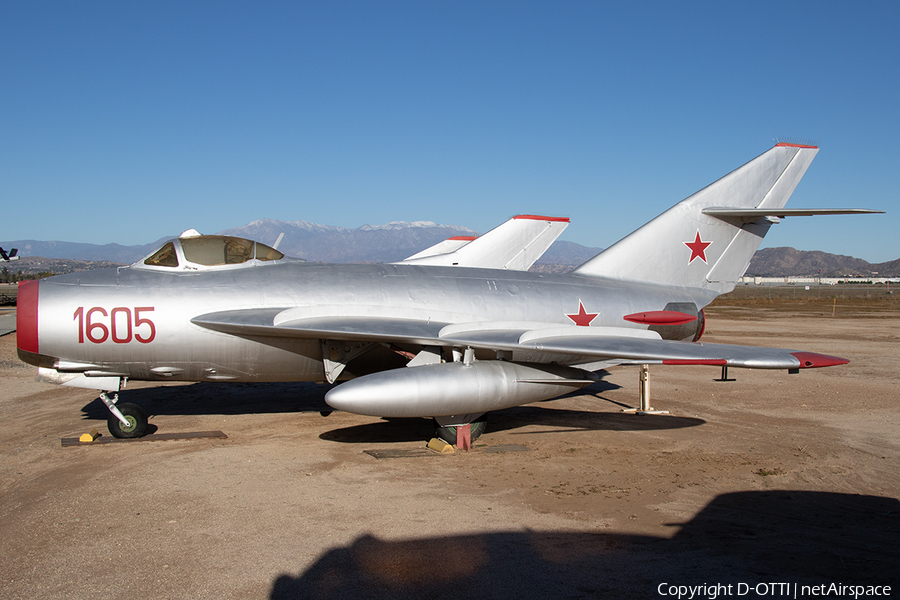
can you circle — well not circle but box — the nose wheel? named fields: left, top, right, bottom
left=100, top=392, right=149, bottom=439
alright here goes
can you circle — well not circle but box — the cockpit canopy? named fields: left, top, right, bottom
left=138, top=234, right=286, bottom=270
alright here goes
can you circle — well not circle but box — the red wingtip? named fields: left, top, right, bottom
left=790, top=352, right=849, bottom=369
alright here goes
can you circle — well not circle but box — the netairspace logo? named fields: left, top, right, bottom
left=657, top=582, right=893, bottom=599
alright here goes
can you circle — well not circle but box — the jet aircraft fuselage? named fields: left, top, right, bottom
left=18, top=260, right=711, bottom=384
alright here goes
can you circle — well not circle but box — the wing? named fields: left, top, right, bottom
left=192, top=310, right=847, bottom=371
left=402, top=236, right=477, bottom=261
left=397, top=214, right=569, bottom=270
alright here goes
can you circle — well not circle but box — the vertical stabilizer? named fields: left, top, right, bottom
left=574, top=144, right=818, bottom=294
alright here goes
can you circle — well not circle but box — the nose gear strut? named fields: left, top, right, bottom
left=99, top=391, right=148, bottom=438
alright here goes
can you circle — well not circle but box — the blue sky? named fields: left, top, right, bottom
left=2, top=1, right=898, bottom=262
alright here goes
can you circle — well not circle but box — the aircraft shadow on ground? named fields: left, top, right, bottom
left=269, top=491, right=900, bottom=599
left=80, top=381, right=335, bottom=420
left=318, top=407, right=705, bottom=444
left=80, top=378, right=621, bottom=417
left=318, top=379, right=704, bottom=443
left=80, top=378, right=703, bottom=442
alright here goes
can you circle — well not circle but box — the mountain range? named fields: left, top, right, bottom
left=746, top=247, right=900, bottom=278
left=3, top=218, right=897, bottom=276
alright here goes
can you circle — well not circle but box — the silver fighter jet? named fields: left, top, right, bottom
left=16, top=144, right=880, bottom=444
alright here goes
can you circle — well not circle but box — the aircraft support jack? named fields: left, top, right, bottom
left=714, top=365, right=736, bottom=382
left=434, top=413, right=486, bottom=451
left=456, top=424, right=472, bottom=451
left=622, top=364, right=669, bottom=415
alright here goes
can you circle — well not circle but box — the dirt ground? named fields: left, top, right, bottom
left=0, top=305, right=897, bottom=599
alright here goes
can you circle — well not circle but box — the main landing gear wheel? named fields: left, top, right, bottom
left=435, top=417, right=487, bottom=446
left=107, top=403, right=148, bottom=439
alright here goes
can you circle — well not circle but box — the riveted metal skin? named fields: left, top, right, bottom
left=23, top=258, right=717, bottom=386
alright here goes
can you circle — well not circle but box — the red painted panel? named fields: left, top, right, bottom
left=456, top=423, right=471, bottom=451
left=623, top=311, right=697, bottom=325
left=446, top=236, right=477, bottom=241
left=790, top=352, right=849, bottom=368
left=775, top=142, right=818, bottom=149
left=16, top=279, right=39, bottom=354
left=513, top=215, right=570, bottom=222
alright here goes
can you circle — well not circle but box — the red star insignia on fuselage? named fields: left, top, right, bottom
left=566, top=301, right=598, bottom=327
left=684, top=231, right=711, bottom=264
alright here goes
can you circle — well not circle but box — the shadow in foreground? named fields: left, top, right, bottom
left=271, top=491, right=899, bottom=599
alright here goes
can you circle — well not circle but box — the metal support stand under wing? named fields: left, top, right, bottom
left=622, top=364, right=669, bottom=415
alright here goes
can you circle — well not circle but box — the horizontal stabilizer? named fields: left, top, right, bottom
left=703, top=207, right=883, bottom=223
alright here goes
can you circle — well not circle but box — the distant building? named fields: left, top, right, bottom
left=738, top=276, right=899, bottom=285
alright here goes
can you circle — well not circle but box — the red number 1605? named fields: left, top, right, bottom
left=73, top=306, right=156, bottom=344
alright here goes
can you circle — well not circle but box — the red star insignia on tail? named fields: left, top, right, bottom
left=684, top=231, right=711, bottom=264
left=566, top=301, right=598, bottom=327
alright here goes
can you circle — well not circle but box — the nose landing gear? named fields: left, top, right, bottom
left=99, top=391, right=148, bottom=439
